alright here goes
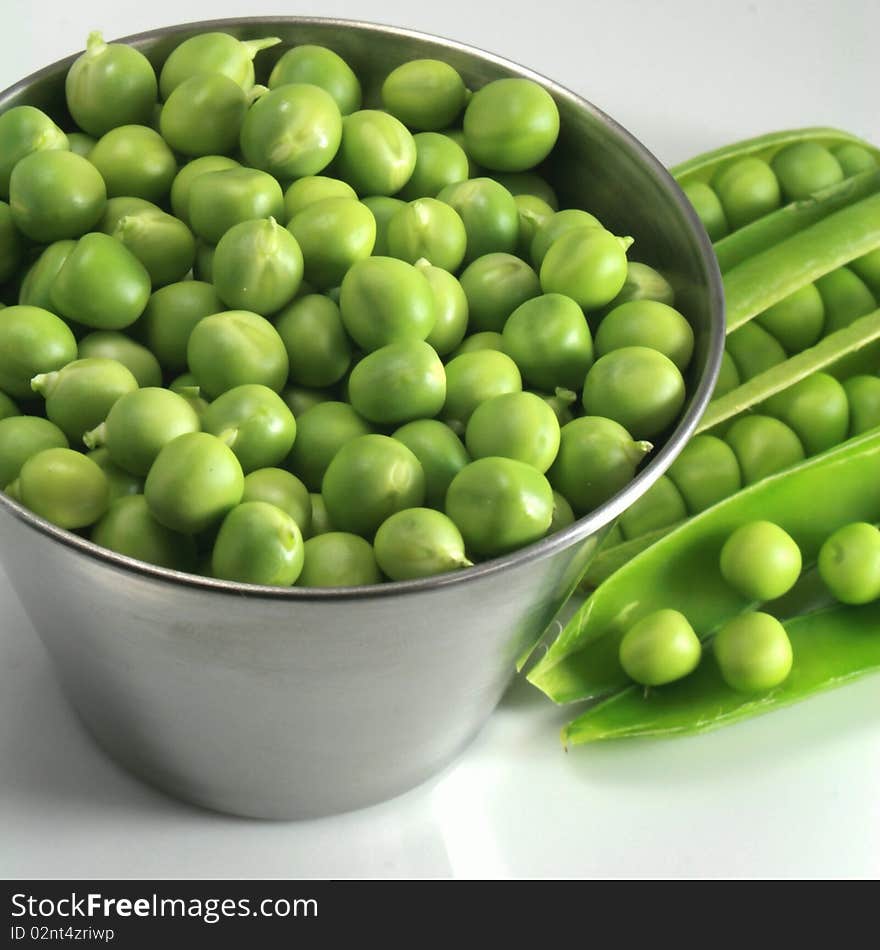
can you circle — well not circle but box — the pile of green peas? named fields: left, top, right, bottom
left=0, top=29, right=697, bottom=587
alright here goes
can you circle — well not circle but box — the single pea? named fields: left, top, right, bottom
left=815, top=267, right=876, bottom=334
left=850, top=249, right=880, bottom=296
left=212, top=501, right=304, bottom=586
left=513, top=194, right=555, bottom=259
left=463, top=78, right=559, bottom=172
left=187, top=310, right=289, bottom=398
left=382, top=60, right=468, bottom=131
left=465, top=391, right=560, bottom=473
left=138, top=281, right=223, bottom=373
left=392, top=419, right=470, bottom=508
left=682, top=181, right=729, bottom=241
left=386, top=198, right=467, bottom=272
left=540, top=227, right=629, bottom=310
left=763, top=373, right=849, bottom=455
left=831, top=143, right=879, bottom=177
left=436, top=178, right=519, bottom=263
left=242, top=467, right=312, bottom=538
left=756, top=283, right=825, bottom=353
left=89, top=125, right=177, bottom=202
left=333, top=110, right=417, bottom=196
left=0, top=305, right=77, bottom=399
left=444, top=128, right=482, bottom=178
left=50, top=233, right=151, bottom=330
left=724, top=322, right=788, bottom=381
left=502, top=293, right=594, bottom=392
left=240, top=83, right=342, bottom=180
left=720, top=520, right=802, bottom=601
left=275, top=294, right=352, bottom=388
left=771, top=142, right=844, bottom=202
left=0, top=201, right=22, bottom=285
left=843, top=375, right=880, bottom=436
left=188, top=167, right=285, bottom=244
left=534, top=387, right=577, bottom=426
left=284, top=175, right=357, bottom=219
left=417, top=261, right=469, bottom=356
left=298, top=532, right=380, bottom=587
left=712, top=157, right=781, bottom=230
left=548, top=416, right=650, bottom=515
left=0, top=106, right=68, bottom=198
left=170, top=155, right=240, bottom=226
left=601, top=262, right=676, bottom=313
left=0, top=391, right=19, bottom=422
left=446, top=456, right=553, bottom=557
left=9, top=151, right=105, bottom=242
left=619, top=476, right=688, bottom=540
left=375, top=507, right=471, bottom=580
left=349, top=340, right=446, bottom=425
left=444, top=349, right=522, bottom=424
left=667, top=434, right=742, bottom=514
left=595, top=300, right=694, bottom=372
left=619, top=609, right=702, bottom=687
left=339, top=256, right=435, bottom=352
left=322, top=434, right=425, bottom=538
left=31, top=357, right=138, bottom=444
left=451, top=331, right=504, bottom=357
left=158, top=32, right=281, bottom=98
left=17, top=447, right=108, bottom=529
left=92, top=494, right=196, bottom=571
left=288, top=197, right=376, bottom=288
left=18, top=240, right=76, bottom=310
left=268, top=45, right=361, bottom=115
left=713, top=351, right=742, bottom=399
left=724, top=415, right=805, bottom=485
left=0, top=416, right=68, bottom=488
left=282, top=385, right=334, bottom=418
left=65, top=31, right=158, bottom=137
left=309, top=493, right=334, bottom=536
left=492, top=172, right=559, bottom=210
left=459, top=252, right=541, bottom=333
left=397, top=132, right=470, bottom=201
left=530, top=209, right=603, bottom=269
left=159, top=73, right=246, bottom=157
left=286, top=401, right=372, bottom=492
left=87, top=447, right=143, bottom=503
left=549, top=490, right=576, bottom=534
left=360, top=196, right=406, bottom=256
left=145, top=431, right=245, bottom=534
left=713, top=612, right=793, bottom=692
left=818, top=522, right=880, bottom=605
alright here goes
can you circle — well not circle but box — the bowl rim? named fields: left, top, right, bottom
left=0, top=14, right=726, bottom=602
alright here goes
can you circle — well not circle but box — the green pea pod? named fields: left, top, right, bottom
left=561, top=601, right=880, bottom=744
left=528, top=429, right=880, bottom=704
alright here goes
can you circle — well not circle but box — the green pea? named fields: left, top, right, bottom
left=446, top=456, right=553, bottom=557
left=92, top=494, right=196, bottom=571
left=492, top=172, right=559, bottom=210
left=0, top=106, right=68, bottom=199
left=188, top=167, right=285, bottom=244
left=375, top=507, right=470, bottom=581
left=309, top=493, right=334, bottom=536
left=268, top=45, right=361, bottom=116
left=0, top=201, right=22, bottom=285
left=299, top=532, right=380, bottom=586
left=463, top=78, right=559, bottom=172
left=17, top=447, right=108, bottom=528
left=240, top=83, right=342, bottom=180
left=444, top=128, right=482, bottom=178
left=242, top=467, right=312, bottom=538
left=0, top=416, right=68, bottom=488
left=145, top=431, right=245, bottom=534
left=359, top=196, right=406, bottom=256
left=89, top=124, right=177, bottom=201
left=288, top=197, right=376, bottom=288
left=0, top=391, right=19, bottom=421
left=815, top=266, right=876, bottom=334
left=418, top=262, right=469, bottom=356
left=170, top=155, right=240, bottom=226
left=211, top=500, right=304, bottom=586
left=284, top=175, right=357, bottom=219
left=392, top=419, right=470, bottom=508
left=286, top=401, right=372, bottom=491
left=548, top=416, right=650, bottom=515
left=534, top=387, right=577, bottom=426
left=349, top=340, right=446, bottom=425
left=86, top=447, right=143, bottom=502
left=194, top=241, right=215, bottom=282
left=397, top=132, right=470, bottom=201
left=549, top=490, right=576, bottom=534
left=451, top=331, right=504, bottom=357
left=382, top=59, right=468, bottom=131
left=18, top=240, right=76, bottom=310
left=818, top=522, right=880, bottom=605
left=619, top=476, right=688, bottom=540
left=465, top=391, right=560, bottom=473
left=850, top=249, right=880, bottom=296
left=712, top=157, right=781, bottom=230
left=158, top=32, right=281, bottom=99
left=619, top=609, right=702, bottom=687
left=763, top=372, right=849, bottom=455
left=187, top=310, right=289, bottom=398
left=595, top=300, right=694, bottom=371
left=602, top=262, right=676, bottom=313
left=334, top=110, right=417, bottom=196
left=66, top=133, right=96, bottom=157
left=282, top=385, right=333, bottom=418
left=724, top=415, right=805, bottom=485
left=436, top=178, right=519, bottom=263
left=530, top=209, right=603, bottom=269
left=502, top=293, right=594, bottom=392
left=9, top=151, right=105, bottom=242
left=755, top=283, right=825, bottom=353
left=138, top=281, right=223, bottom=373
left=667, top=434, right=742, bottom=514
left=771, top=142, right=844, bottom=202
left=843, top=375, right=880, bottom=436
left=0, top=305, right=77, bottom=398
left=66, top=31, right=158, bottom=137
left=443, top=349, right=522, bottom=424
left=459, top=252, right=541, bottom=333
left=50, top=233, right=151, bottom=331
left=339, top=256, right=435, bottom=352
left=713, top=351, right=742, bottom=399
left=713, top=612, right=793, bottom=692
left=159, top=73, right=246, bottom=157
left=540, top=227, right=629, bottom=310
left=322, top=434, right=425, bottom=538
left=682, top=181, right=729, bottom=241
left=719, top=519, right=802, bottom=602
left=385, top=198, right=466, bottom=272
left=275, top=294, right=352, bottom=388
left=725, top=321, right=787, bottom=381
left=513, top=194, right=554, bottom=259
left=831, top=143, right=879, bottom=177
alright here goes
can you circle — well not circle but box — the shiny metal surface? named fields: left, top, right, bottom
left=0, top=17, right=725, bottom=819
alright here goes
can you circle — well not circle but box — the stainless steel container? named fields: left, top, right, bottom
left=0, top=17, right=725, bottom=819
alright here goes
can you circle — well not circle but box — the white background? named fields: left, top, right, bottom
left=2, top=0, right=879, bottom=879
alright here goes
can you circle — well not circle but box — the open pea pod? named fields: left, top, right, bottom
left=528, top=429, right=880, bottom=704
left=562, top=601, right=880, bottom=744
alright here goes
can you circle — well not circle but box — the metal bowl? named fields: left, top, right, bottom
left=0, top=16, right=724, bottom=819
